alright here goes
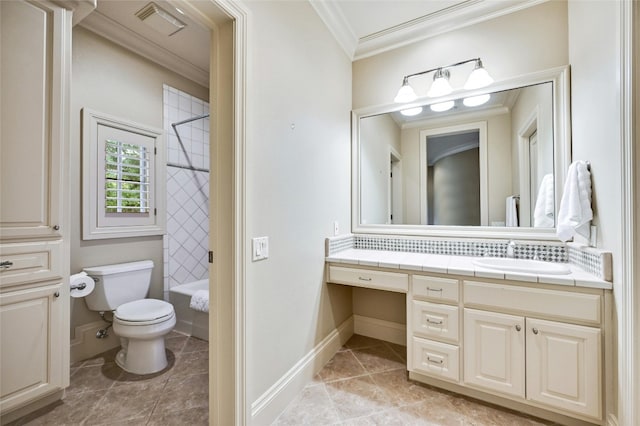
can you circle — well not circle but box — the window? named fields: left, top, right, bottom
left=83, top=108, right=166, bottom=239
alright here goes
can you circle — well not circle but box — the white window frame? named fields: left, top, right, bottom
left=82, top=108, right=166, bottom=239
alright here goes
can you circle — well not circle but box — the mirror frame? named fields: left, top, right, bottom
left=351, top=65, right=571, bottom=240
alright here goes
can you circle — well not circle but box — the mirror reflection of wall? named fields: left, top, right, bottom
left=358, top=81, right=556, bottom=228
left=426, top=131, right=480, bottom=226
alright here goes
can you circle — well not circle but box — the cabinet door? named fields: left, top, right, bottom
left=0, top=0, right=69, bottom=240
left=0, top=284, right=66, bottom=413
left=464, top=308, right=525, bottom=398
left=526, top=318, right=601, bottom=420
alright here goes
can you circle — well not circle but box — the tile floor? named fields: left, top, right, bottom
left=8, top=331, right=208, bottom=426
left=273, top=334, right=556, bottom=426
left=9, top=333, right=556, bottom=426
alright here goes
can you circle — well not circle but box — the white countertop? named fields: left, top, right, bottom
left=326, top=249, right=612, bottom=290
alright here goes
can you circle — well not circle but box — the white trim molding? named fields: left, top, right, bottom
left=619, top=1, right=637, bottom=424
left=309, top=0, right=358, bottom=59
left=250, top=317, right=354, bottom=425
left=353, top=315, right=406, bottom=345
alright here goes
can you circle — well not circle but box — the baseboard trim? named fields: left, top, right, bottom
left=0, top=390, right=63, bottom=425
left=607, top=413, right=619, bottom=426
left=353, top=314, right=406, bottom=345
left=70, top=320, right=120, bottom=363
left=250, top=316, right=354, bottom=425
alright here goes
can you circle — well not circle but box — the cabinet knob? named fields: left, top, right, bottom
left=53, top=225, right=60, bottom=231
left=54, top=291, right=60, bottom=298
left=515, top=324, right=521, bottom=332
left=0, top=261, right=13, bottom=269
left=532, top=328, right=539, bottom=335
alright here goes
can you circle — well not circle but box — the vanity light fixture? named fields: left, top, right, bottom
left=463, top=93, right=491, bottom=107
left=400, top=106, right=423, bottom=116
left=394, top=58, right=493, bottom=103
left=430, top=101, right=455, bottom=112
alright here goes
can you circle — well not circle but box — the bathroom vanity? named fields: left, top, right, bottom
left=326, top=243, right=611, bottom=425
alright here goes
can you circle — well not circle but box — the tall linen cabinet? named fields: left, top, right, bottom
left=0, top=0, right=72, bottom=420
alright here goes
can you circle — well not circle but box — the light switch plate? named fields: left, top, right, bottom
left=252, top=236, right=269, bottom=261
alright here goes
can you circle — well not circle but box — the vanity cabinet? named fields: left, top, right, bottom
left=408, top=275, right=461, bottom=383
left=0, top=0, right=71, bottom=419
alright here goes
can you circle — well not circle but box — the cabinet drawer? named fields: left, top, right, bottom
left=0, top=241, right=63, bottom=288
left=411, top=336, right=459, bottom=382
left=464, top=281, right=602, bottom=325
left=412, top=300, right=459, bottom=343
left=413, top=275, right=458, bottom=303
left=328, top=266, right=408, bottom=293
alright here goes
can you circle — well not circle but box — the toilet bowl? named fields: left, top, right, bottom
left=82, top=261, right=176, bottom=375
left=113, top=299, right=176, bottom=374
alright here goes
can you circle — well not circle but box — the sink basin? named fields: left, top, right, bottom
left=473, top=258, right=571, bottom=275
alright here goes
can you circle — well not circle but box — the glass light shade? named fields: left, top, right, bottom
left=394, top=80, right=417, bottom=103
left=430, top=101, right=455, bottom=112
left=464, top=61, right=494, bottom=90
left=463, top=93, right=491, bottom=107
left=427, top=69, right=452, bottom=97
left=400, top=107, right=423, bottom=116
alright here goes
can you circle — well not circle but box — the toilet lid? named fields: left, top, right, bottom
left=115, top=299, right=174, bottom=322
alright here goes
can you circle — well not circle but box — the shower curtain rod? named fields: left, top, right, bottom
left=171, top=113, right=209, bottom=127
left=170, top=113, right=211, bottom=173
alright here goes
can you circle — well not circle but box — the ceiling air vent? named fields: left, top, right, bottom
left=135, top=2, right=185, bottom=36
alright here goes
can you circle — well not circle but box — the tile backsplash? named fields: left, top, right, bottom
left=326, top=234, right=611, bottom=280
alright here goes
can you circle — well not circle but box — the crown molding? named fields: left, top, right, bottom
left=309, top=0, right=358, bottom=59
left=79, top=10, right=209, bottom=88
left=356, top=0, right=547, bottom=60
left=310, top=0, right=547, bottom=61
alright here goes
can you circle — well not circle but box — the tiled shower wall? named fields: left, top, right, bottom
left=162, top=85, right=210, bottom=299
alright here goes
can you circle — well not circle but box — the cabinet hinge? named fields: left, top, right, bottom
left=154, top=208, right=157, bottom=216
left=154, top=147, right=157, bottom=155
left=208, top=251, right=214, bottom=263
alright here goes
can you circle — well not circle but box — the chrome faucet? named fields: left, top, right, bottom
left=506, top=240, right=516, bottom=258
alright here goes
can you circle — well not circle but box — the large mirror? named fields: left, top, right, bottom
left=353, top=66, right=571, bottom=238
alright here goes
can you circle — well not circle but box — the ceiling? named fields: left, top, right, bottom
left=80, top=0, right=541, bottom=87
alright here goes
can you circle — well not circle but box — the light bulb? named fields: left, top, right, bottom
left=427, top=69, right=452, bottom=97
left=430, top=101, right=455, bottom=112
left=400, top=107, right=423, bottom=116
left=394, top=78, right=417, bottom=103
left=464, top=59, right=494, bottom=90
left=463, top=94, right=491, bottom=107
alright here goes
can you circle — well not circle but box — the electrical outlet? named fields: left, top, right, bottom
left=252, top=237, right=269, bottom=261
left=333, top=221, right=339, bottom=236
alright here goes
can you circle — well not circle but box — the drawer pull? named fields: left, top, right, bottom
left=426, top=318, right=443, bottom=325
left=358, top=277, right=372, bottom=282
left=426, top=287, right=443, bottom=292
left=427, top=356, right=443, bottom=365
left=532, top=328, right=539, bottom=335
left=0, top=261, right=13, bottom=269
left=515, top=324, right=522, bottom=332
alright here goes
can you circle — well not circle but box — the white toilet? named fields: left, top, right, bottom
left=83, top=260, right=176, bottom=375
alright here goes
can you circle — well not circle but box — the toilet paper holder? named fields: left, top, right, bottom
left=70, top=276, right=98, bottom=291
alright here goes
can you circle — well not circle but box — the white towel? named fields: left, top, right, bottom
left=533, top=174, right=555, bottom=228
left=189, top=290, right=209, bottom=313
left=505, top=196, right=518, bottom=227
left=556, top=161, right=592, bottom=241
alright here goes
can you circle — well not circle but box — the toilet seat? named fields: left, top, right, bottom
left=115, top=299, right=174, bottom=325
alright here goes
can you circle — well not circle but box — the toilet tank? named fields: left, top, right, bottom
left=83, top=260, right=154, bottom=312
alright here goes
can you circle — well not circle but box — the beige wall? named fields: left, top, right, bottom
left=69, top=27, right=208, bottom=335
left=351, top=0, right=568, bottom=335
left=243, top=0, right=353, bottom=407
left=568, top=1, right=621, bottom=420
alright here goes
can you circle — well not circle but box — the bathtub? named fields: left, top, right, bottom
left=169, top=279, right=209, bottom=341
